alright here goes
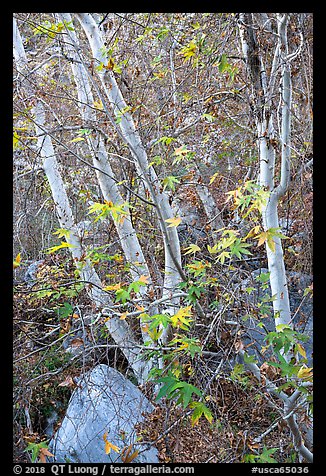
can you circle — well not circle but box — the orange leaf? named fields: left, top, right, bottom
left=38, top=447, right=54, bottom=463
left=13, top=252, right=22, bottom=269
left=103, top=432, right=120, bottom=454
left=138, top=275, right=150, bottom=284
left=119, top=312, right=129, bottom=320
left=135, top=304, right=145, bottom=311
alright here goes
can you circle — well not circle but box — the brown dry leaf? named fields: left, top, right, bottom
left=121, top=444, right=139, bottom=463
left=58, top=375, right=79, bottom=388
left=234, top=340, right=244, bottom=352
left=70, top=337, right=84, bottom=348
left=38, top=446, right=54, bottom=463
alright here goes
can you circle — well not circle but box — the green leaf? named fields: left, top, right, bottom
left=162, top=175, right=180, bottom=191
left=230, top=239, right=252, bottom=259
left=53, top=228, right=71, bottom=239
left=175, top=382, right=202, bottom=408
left=258, top=446, right=278, bottom=463
left=218, top=54, right=229, bottom=73
left=56, top=302, right=73, bottom=319
left=190, top=401, right=213, bottom=426
left=25, top=441, right=49, bottom=463
left=202, top=113, right=216, bottom=122
left=115, top=288, right=130, bottom=304
left=243, top=352, right=258, bottom=364
left=155, top=136, right=175, bottom=146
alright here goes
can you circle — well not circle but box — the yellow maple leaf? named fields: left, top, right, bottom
left=297, top=366, right=313, bottom=380
left=165, top=216, right=182, bottom=228
left=13, top=252, right=21, bottom=269
left=296, top=343, right=307, bottom=360
left=103, top=283, right=122, bottom=291
left=103, top=432, right=120, bottom=454
left=93, top=100, right=104, bottom=110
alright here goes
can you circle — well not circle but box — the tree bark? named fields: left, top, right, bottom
left=75, top=13, right=184, bottom=343
left=13, top=17, right=153, bottom=384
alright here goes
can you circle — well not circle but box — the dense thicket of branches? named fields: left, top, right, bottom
left=13, top=13, right=313, bottom=464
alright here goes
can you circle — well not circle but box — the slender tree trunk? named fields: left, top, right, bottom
left=75, top=13, right=184, bottom=343
left=58, top=13, right=157, bottom=343
left=13, top=17, right=153, bottom=384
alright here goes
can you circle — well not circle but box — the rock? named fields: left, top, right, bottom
left=240, top=269, right=313, bottom=365
left=49, top=364, right=159, bottom=463
left=24, top=259, right=45, bottom=286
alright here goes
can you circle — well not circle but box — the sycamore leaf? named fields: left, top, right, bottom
left=53, top=228, right=71, bottom=239
left=207, top=243, right=219, bottom=254
left=93, top=100, right=104, bottom=110
left=38, top=446, right=54, bottom=463
left=209, top=172, right=219, bottom=185
left=178, top=40, right=197, bottom=61
left=138, top=275, right=150, bottom=285
left=296, top=343, right=307, bottom=360
left=103, top=283, right=122, bottom=291
left=162, top=175, right=180, bottom=191
left=183, top=244, right=201, bottom=255
left=170, top=306, right=193, bottom=330
left=103, top=432, right=120, bottom=454
left=119, top=312, right=129, bottom=320
left=13, top=252, right=21, bottom=269
left=190, top=401, right=213, bottom=426
left=13, top=131, right=20, bottom=150
left=256, top=231, right=268, bottom=247
left=297, top=366, right=313, bottom=380
left=121, top=444, right=139, bottom=463
left=58, top=375, right=78, bottom=388
left=173, top=145, right=191, bottom=157
left=165, top=216, right=182, bottom=228
left=105, top=57, right=115, bottom=70
left=245, top=225, right=261, bottom=240
left=46, top=241, right=76, bottom=254
left=256, top=228, right=289, bottom=253
left=216, top=250, right=231, bottom=264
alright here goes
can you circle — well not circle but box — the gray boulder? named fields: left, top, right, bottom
left=24, top=259, right=45, bottom=286
left=240, top=269, right=313, bottom=366
left=49, top=364, right=159, bottom=463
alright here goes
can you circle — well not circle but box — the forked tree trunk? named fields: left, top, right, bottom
left=238, top=13, right=313, bottom=462
left=238, top=13, right=292, bottom=328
